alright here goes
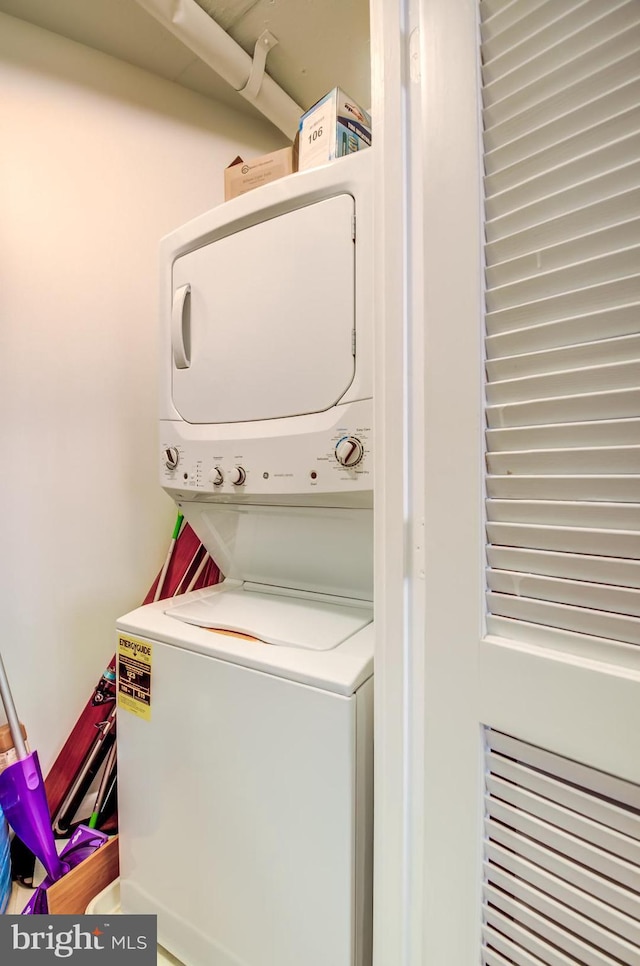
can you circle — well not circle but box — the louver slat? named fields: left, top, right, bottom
left=486, top=276, right=640, bottom=332
left=486, top=418, right=640, bottom=450
left=486, top=446, right=640, bottom=473
left=482, top=0, right=640, bottom=102
left=485, top=78, right=640, bottom=168
left=485, top=388, right=640, bottom=429
left=487, top=570, right=640, bottom=618
left=487, top=222, right=640, bottom=289
left=481, top=1, right=593, bottom=66
left=486, top=499, right=640, bottom=528
left=483, top=918, right=575, bottom=966
left=485, top=104, right=640, bottom=180
left=485, top=821, right=640, bottom=922
left=486, top=476, right=640, bottom=502
left=486, top=729, right=640, bottom=806
left=486, top=773, right=640, bottom=859
left=487, top=248, right=640, bottom=312
left=486, top=522, right=640, bottom=557
left=486, top=591, right=640, bottom=644
left=485, top=127, right=640, bottom=201
left=480, top=0, right=551, bottom=45
left=486, top=867, right=640, bottom=963
left=483, top=732, right=640, bottom=966
left=485, top=615, right=640, bottom=667
left=485, top=752, right=640, bottom=838
left=483, top=928, right=562, bottom=966
left=484, top=107, right=640, bottom=195
left=485, top=900, right=614, bottom=966
left=485, top=304, right=640, bottom=358
left=485, top=153, right=640, bottom=224
left=485, top=799, right=640, bottom=890
left=486, top=186, right=640, bottom=256
left=483, top=27, right=640, bottom=129
left=486, top=362, right=640, bottom=405
left=484, top=53, right=640, bottom=152
left=481, top=0, right=632, bottom=87
left=484, top=946, right=547, bottom=966
left=485, top=886, right=634, bottom=966
left=486, top=843, right=640, bottom=946
left=486, top=546, right=640, bottom=588
left=483, top=0, right=640, bottom=662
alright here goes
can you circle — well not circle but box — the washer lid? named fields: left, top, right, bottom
left=165, top=585, right=372, bottom=651
left=171, top=193, right=356, bottom=424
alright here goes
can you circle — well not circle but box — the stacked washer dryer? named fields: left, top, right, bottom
left=116, top=150, right=373, bottom=966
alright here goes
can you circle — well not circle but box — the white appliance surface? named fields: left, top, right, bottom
left=161, top=152, right=372, bottom=429
left=118, top=151, right=374, bottom=966
left=166, top=582, right=372, bottom=650
left=172, top=193, right=355, bottom=425
left=117, top=588, right=373, bottom=696
left=116, top=600, right=374, bottom=966
left=161, top=398, right=373, bottom=504
left=178, top=502, right=373, bottom=600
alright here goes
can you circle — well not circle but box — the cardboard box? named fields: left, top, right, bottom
left=297, top=88, right=372, bottom=171
left=224, top=146, right=295, bottom=200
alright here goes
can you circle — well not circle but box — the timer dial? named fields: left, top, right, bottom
left=209, top=467, right=224, bottom=486
left=164, top=447, right=180, bottom=470
left=230, top=466, right=246, bottom=486
left=335, top=436, right=364, bottom=468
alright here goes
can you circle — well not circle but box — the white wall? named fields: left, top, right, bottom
left=0, top=13, right=286, bottom=768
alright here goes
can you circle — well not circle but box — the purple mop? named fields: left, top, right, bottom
left=20, top=824, right=108, bottom=914
left=0, top=653, right=108, bottom=914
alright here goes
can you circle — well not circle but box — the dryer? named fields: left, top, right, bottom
left=116, top=151, right=373, bottom=966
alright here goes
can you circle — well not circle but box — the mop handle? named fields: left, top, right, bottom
left=0, top=654, right=28, bottom=760
left=185, top=551, right=210, bottom=594
left=153, top=511, right=184, bottom=602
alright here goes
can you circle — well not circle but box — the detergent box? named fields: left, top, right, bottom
left=297, top=88, right=372, bottom=171
left=224, top=146, right=296, bottom=200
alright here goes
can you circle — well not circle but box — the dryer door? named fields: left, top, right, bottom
left=171, top=194, right=356, bottom=424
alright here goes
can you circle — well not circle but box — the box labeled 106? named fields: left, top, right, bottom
left=298, top=88, right=372, bottom=171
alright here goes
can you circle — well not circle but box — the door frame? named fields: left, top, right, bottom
left=370, top=0, right=421, bottom=962
left=370, top=1, right=486, bottom=963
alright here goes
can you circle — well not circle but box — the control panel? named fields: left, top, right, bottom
left=160, top=407, right=372, bottom=500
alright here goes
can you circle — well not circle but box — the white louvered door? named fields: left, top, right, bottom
left=479, top=3, right=640, bottom=961
left=413, top=2, right=640, bottom=966
left=484, top=0, right=640, bottom=661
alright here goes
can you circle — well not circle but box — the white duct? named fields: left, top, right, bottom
left=134, top=0, right=302, bottom=138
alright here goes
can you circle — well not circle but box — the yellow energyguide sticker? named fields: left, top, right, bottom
left=117, top=635, right=152, bottom=720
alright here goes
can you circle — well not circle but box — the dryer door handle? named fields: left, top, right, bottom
left=172, top=283, right=191, bottom=369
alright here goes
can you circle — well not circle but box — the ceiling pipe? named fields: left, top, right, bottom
left=134, top=0, right=302, bottom=139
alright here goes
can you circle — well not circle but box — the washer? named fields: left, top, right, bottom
left=117, top=590, right=373, bottom=966
left=117, top=151, right=374, bottom=966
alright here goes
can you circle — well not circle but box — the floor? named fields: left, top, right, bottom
left=6, top=880, right=33, bottom=915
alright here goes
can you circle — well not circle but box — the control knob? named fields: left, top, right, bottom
left=209, top=467, right=224, bottom=486
left=164, top=447, right=180, bottom=470
left=230, top=466, right=246, bottom=486
left=335, top=436, right=364, bottom=468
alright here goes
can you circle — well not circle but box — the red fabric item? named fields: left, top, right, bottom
left=142, top=523, right=220, bottom=603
